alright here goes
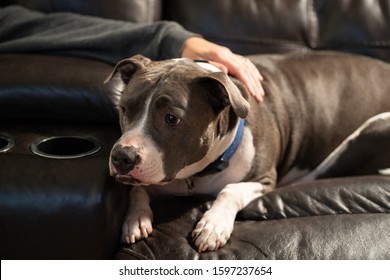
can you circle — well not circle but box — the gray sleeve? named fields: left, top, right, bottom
left=0, top=5, right=199, bottom=64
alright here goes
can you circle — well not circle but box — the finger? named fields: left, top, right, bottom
left=250, top=69, right=265, bottom=100
left=244, top=65, right=263, bottom=101
left=239, top=57, right=265, bottom=100
left=232, top=61, right=263, bottom=102
left=190, top=43, right=265, bottom=102
left=141, top=227, right=149, bottom=238
left=219, top=55, right=264, bottom=102
left=210, top=59, right=263, bottom=101
left=130, top=234, right=136, bottom=244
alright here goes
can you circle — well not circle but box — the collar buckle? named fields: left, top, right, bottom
left=196, top=158, right=229, bottom=177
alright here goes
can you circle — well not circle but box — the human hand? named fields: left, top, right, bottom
left=182, top=37, right=264, bottom=102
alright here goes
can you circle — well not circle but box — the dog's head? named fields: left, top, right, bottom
left=105, top=55, right=249, bottom=186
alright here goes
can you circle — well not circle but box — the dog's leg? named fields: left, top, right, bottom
left=192, top=182, right=271, bottom=252
left=121, top=187, right=153, bottom=244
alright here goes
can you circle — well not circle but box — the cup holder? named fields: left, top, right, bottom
left=31, top=136, right=101, bottom=159
left=0, top=135, right=15, bottom=153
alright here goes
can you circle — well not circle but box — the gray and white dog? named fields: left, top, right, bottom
left=105, top=52, right=390, bottom=252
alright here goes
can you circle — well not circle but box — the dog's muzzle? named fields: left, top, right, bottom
left=110, top=144, right=141, bottom=174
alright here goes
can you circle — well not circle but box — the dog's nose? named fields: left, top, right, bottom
left=111, top=145, right=141, bottom=173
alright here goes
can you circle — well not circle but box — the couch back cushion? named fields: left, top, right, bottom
left=164, top=0, right=310, bottom=54
left=164, top=0, right=390, bottom=61
left=1, top=0, right=162, bottom=23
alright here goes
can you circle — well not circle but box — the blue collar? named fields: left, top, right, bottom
left=196, top=118, right=245, bottom=177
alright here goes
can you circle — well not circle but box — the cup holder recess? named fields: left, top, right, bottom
left=0, top=135, right=15, bottom=153
left=31, top=136, right=101, bottom=159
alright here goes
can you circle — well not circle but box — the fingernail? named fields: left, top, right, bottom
left=260, top=87, right=265, bottom=96
left=142, top=227, right=148, bottom=238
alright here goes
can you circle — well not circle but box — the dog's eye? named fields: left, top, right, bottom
left=165, top=114, right=181, bottom=126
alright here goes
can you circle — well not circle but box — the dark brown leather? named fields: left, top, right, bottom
left=115, top=177, right=390, bottom=259
left=0, top=0, right=389, bottom=260
left=0, top=124, right=127, bottom=259
left=164, top=0, right=390, bottom=61
left=0, top=54, right=119, bottom=124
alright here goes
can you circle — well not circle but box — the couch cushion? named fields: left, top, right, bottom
left=115, top=176, right=390, bottom=259
left=164, top=0, right=310, bottom=55
left=164, top=0, right=390, bottom=61
left=0, top=124, right=127, bottom=259
left=0, top=54, right=120, bottom=124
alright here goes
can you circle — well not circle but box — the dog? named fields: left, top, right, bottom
left=104, top=52, right=390, bottom=252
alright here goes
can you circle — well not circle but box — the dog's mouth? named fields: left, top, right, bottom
left=114, top=174, right=143, bottom=186
left=114, top=174, right=171, bottom=186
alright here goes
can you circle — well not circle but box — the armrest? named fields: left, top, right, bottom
left=0, top=124, right=128, bottom=259
left=0, top=54, right=120, bottom=124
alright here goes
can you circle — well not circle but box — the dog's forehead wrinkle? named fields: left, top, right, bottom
left=152, top=60, right=205, bottom=77
left=153, top=91, right=189, bottom=111
left=150, top=72, right=197, bottom=107
left=121, top=89, right=152, bottom=111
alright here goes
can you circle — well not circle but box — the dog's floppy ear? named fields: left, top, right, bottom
left=104, top=54, right=152, bottom=84
left=197, top=72, right=249, bottom=119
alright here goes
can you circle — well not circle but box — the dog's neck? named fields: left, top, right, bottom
left=175, top=118, right=244, bottom=179
left=195, top=118, right=245, bottom=177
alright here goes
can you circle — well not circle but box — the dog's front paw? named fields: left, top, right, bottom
left=121, top=210, right=153, bottom=244
left=192, top=211, right=234, bottom=252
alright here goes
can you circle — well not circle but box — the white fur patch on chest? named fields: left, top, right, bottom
left=194, top=127, right=255, bottom=195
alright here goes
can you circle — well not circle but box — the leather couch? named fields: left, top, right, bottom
left=0, top=0, right=389, bottom=259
